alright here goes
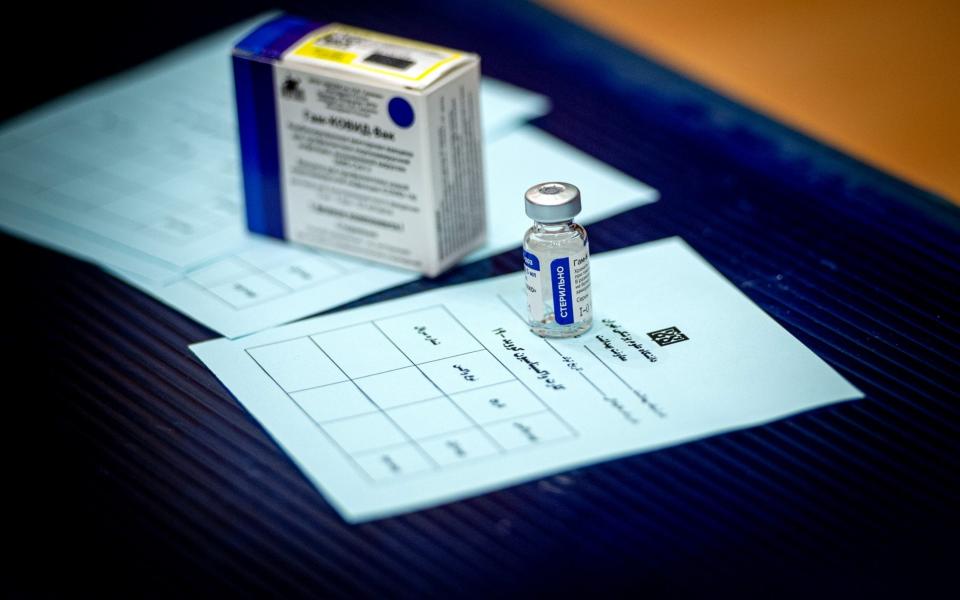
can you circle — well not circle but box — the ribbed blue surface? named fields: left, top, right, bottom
left=5, top=1, right=957, bottom=596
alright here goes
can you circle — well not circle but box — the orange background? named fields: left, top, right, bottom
left=541, top=0, right=960, bottom=204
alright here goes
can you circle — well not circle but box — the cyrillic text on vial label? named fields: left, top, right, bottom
left=524, top=250, right=544, bottom=319
left=526, top=244, right=591, bottom=325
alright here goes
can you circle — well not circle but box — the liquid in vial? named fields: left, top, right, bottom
left=523, top=182, right=592, bottom=337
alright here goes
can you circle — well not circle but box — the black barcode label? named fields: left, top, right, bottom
left=363, top=53, right=415, bottom=70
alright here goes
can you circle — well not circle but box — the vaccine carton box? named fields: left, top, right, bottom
left=233, top=16, right=486, bottom=276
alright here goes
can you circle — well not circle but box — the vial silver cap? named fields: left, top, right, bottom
left=524, top=182, right=581, bottom=223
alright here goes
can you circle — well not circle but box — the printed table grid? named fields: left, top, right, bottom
left=0, top=52, right=366, bottom=316
left=0, top=99, right=242, bottom=254
left=245, top=304, right=578, bottom=483
left=2, top=121, right=364, bottom=312
left=178, top=253, right=358, bottom=310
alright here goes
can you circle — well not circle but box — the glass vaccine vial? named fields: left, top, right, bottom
left=523, top=182, right=593, bottom=337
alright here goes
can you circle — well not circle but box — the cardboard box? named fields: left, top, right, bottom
left=233, top=15, right=486, bottom=276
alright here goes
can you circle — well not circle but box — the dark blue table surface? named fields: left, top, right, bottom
left=5, top=1, right=958, bottom=596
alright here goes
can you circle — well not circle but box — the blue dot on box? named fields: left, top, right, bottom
left=388, top=97, right=415, bottom=128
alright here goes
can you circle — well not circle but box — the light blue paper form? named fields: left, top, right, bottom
left=0, top=16, right=656, bottom=337
left=472, top=125, right=658, bottom=264
left=192, top=238, right=862, bottom=522
left=481, top=78, right=551, bottom=140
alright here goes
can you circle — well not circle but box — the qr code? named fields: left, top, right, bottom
left=647, top=326, right=689, bottom=347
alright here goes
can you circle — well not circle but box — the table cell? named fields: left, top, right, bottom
left=31, top=187, right=98, bottom=216
left=149, top=169, right=216, bottom=200
left=312, top=322, right=410, bottom=379
left=142, top=209, right=220, bottom=242
left=451, top=381, right=544, bottom=425
left=248, top=337, right=346, bottom=392
left=321, top=412, right=408, bottom=454
left=110, top=155, right=175, bottom=187
left=207, top=273, right=288, bottom=308
left=291, top=381, right=376, bottom=423
left=419, top=430, right=499, bottom=466
left=354, top=444, right=432, bottom=481
left=186, top=257, right=252, bottom=287
left=266, top=257, right=343, bottom=290
left=385, top=398, right=474, bottom=440
left=234, top=241, right=300, bottom=269
left=484, top=412, right=572, bottom=450
left=0, top=170, right=42, bottom=199
left=374, top=306, right=482, bottom=364
left=0, top=145, right=86, bottom=186
left=419, top=351, right=514, bottom=395
left=51, top=175, right=125, bottom=207
left=355, top=366, right=441, bottom=409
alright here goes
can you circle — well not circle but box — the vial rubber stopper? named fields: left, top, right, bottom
left=524, top=182, right=582, bottom=223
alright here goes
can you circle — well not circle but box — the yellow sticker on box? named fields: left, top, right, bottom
left=287, top=23, right=468, bottom=87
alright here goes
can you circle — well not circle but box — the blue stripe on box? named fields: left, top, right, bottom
left=233, top=55, right=284, bottom=239
left=233, top=15, right=326, bottom=240
left=234, top=14, right=324, bottom=60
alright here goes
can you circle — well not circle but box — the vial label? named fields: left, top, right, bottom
left=524, top=250, right=544, bottom=319
left=525, top=244, right=591, bottom=326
